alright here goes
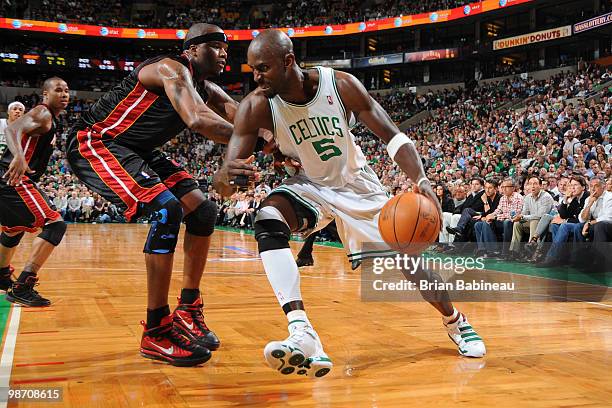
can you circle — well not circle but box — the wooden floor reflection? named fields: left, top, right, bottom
left=3, top=224, right=611, bottom=407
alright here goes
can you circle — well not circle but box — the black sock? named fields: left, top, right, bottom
left=282, top=300, right=305, bottom=315
left=17, top=271, right=36, bottom=284
left=146, top=305, right=171, bottom=328
left=180, top=288, right=200, bottom=304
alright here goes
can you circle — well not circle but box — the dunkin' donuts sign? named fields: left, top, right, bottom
left=493, top=25, right=572, bottom=50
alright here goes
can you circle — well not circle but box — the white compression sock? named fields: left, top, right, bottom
left=260, top=248, right=303, bottom=307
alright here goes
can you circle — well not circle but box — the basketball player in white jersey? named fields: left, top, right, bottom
left=0, top=102, right=26, bottom=155
left=214, top=30, right=485, bottom=378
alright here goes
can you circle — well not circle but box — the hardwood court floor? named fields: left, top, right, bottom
left=2, top=224, right=611, bottom=407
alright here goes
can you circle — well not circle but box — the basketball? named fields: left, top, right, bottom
left=378, top=192, right=441, bottom=255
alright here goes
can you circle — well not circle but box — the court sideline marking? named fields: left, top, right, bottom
left=0, top=304, right=21, bottom=408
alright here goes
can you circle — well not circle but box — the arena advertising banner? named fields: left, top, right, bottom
left=299, top=59, right=351, bottom=69
left=493, top=25, right=572, bottom=50
left=404, top=48, right=459, bottom=62
left=353, top=53, right=404, bottom=68
left=574, top=12, right=612, bottom=34
left=0, top=0, right=533, bottom=41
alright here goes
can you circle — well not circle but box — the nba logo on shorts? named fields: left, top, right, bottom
left=141, top=171, right=150, bottom=179
left=327, top=95, right=333, bottom=105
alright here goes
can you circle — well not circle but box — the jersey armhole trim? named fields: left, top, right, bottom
left=331, top=70, right=349, bottom=124
left=267, top=98, right=277, bottom=138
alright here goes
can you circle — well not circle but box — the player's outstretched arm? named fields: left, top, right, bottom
left=213, top=94, right=269, bottom=197
left=3, top=105, right=52, bottom=186
left=335, top=71, right=441, bottom=217
left=147, top=59, right=233, bottom=144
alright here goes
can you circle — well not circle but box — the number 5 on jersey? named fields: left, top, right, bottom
left=312, top=138, right=342, bottom=161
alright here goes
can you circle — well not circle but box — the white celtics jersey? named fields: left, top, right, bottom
left=268, top=66, right=366, bottom=187
left=0, top=118, right=7, bottom=153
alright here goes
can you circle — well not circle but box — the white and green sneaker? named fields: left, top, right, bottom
left=264, top=320, right=318, bottom=375
left=445, top=313, right=486, bottom=358
left=295, top=337, right=333, bottom=378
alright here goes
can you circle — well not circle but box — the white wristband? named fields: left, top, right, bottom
left=416, top=176, right=429, bottom=187
left=386, top=132, right=413, bottom=161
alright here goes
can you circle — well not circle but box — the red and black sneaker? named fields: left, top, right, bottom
left=6, top=275, right=50, bottom=307
left=0, top=265, right=15, bottom=291
left=173, top=297, right=220, bottom=351
left=140, top=315, right=212, bottom=367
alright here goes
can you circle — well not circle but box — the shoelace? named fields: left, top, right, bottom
left=185, top=304, right=210, bottom=331
left=14, top=276, right=41, bottom=296
left=170, top=326, right=196, bottom=349
left=149, top=323, right=196, bottom=350
left=288, top=327, right=310, bottom=345
left=28, top=277, right=41, bottom=296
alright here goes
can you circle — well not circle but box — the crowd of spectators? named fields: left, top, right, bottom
left=357, top=0, right=465, bottom=23
left=160, top=0, right=243, bottom=29
left=2, top=61, right=612, bottom=268
left=401, top=63, right=612, bottom=267
left=0, top=0, right=545, bottom=29
left=25, top=0, right=125, bottom=27
left=314, top=62, right=612, bottom=268
left=6, top=0, right=467, bottom=29
left=9, top=0, right=607, bottom=30
left=356, top=64, right=611, bottom=194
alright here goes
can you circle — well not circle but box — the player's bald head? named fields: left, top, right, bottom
left=248, top=30, right=293, bottom=60
left=185, top=23, right=223, bottom=41
left=43, top=76, right=66, bottom=91
left=247, top=30, right=298, bottom=98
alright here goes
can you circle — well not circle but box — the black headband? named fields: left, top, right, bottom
left=183, top=32, right=228, bottom=50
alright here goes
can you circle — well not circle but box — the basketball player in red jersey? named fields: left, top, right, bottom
left=66, top=23, right=236, bottom=367
left=0, top=77, right=69, bottom=307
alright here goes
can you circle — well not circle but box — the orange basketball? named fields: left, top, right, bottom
left=378, top=192, right=441, bottom=255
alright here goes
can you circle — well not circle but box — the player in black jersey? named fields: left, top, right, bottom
left=66, top=23, right=235, bottom=367
left=0, top=77, right=69, bottom=307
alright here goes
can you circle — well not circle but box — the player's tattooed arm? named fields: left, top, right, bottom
left=335, top=70, right=441, bottom=218
left=3, top=105, right=52, bottom=186
left=153, top=59, right=234, bottom=144
left=213, top=93, right=271, bottom=196
left=204, top=80, right=239, bottom=123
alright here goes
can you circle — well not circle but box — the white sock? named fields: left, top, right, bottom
left=442, top=307, right=459, bottom=324
left=260, top=248, right=302, bottom=307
